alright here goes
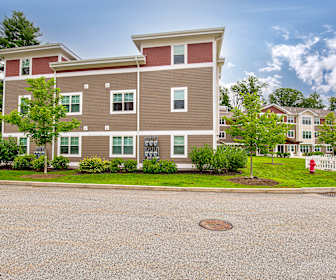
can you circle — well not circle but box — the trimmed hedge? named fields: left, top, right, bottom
left=142, top=159, right=177, bottom=174
left=79, top=157, right=110, bottom=173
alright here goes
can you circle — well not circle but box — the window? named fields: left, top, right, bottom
left=327, top=146, right=333, bottom=153
left=172, top=45, right=186, bottom=64
left=18, top=95, right=31, bottom=114
left=61, top=93, right=82, bottom=115
left=59, top=136, right=80, bottom=156
left=219, top=118, right=225, bottom=125
left=314, top=131, right=319, bottom=138
left=287, top=116, right=295, bottom=124
left=171, top=135, right=187, bottom=158
left=314, top=118, right=320, bottom=125
left=302, top=116, right=311, bottom=125
left=300, top=145, right=310, bottom=153
left=171, top=87, right=187, bottom=112
left=110, top=136, right=135, bottom=157
left=18, top=137, right=28, bottom=154
left=314, top=146, right=321, bottom=152
left=287, top=130, right=295, bottom=138
left=302, top=131, right=312, bottom=139
left=21, top=58, right=31, bottom=75
left=110, top=90, right=136, bottom=114
left=288, top=145, right=295, bottom=153
left=326, top=119, right=332, bottom=125
left=219, top=131, right=226, bottom=139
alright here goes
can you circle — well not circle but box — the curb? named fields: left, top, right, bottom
left=0, top=180, right=335, bottom=194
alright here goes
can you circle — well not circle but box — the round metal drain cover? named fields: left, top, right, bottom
left=199, top=219, right=233, bottom=231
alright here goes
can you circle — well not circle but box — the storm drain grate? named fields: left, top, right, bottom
left=319, top=192, right=336, bottom=197
left=199, top=219, right=233, bottom=231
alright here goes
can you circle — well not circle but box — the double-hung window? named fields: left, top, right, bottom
left=19, top=137, right=28, bottom=154
left=287, top=130, right=295, bottom=138
left=171, top=87, right=187, bottom=112
left=314, top=146, right=321, bottom=152
left=300, top=145, right=310, bottom=153
left=314, top=118, right=320, bottom=125
left=327, top=146, right=333, bottom=152
left=302, top=131, right=312, bottom=139
left=110, top=136, right=135, bottom=157
left=219, top=118, right=225, bottom=125
left=18, top=95, right=31, bottom=114
left=314, top=131, right=319, bottom=138
left=171, top=135, right=187, bottom=158
left=59, top=136, right=80, bottom=156
left=110, top=90, right=136, bottom=114
left=61, top=93, right=82, bottom=115
left=219, top=131, right=226, bottom=139
left=21, top=58, right=31, bottom=75
left=172, top=45, right=186, bottom=64
left=302, top=116, right=311, bottom=125
left=287, top=116, right=295, bottom=124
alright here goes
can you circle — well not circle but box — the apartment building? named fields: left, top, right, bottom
left=1, top=27, right=225, bottom=168
left=219, top=104, right=335, bottom=156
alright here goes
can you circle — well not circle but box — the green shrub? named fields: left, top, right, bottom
left=51, top=156, right=70, bottom=170
left=109, top=158, right=123, bottom=173
left=276, top=152, right=290, bottom=158
left=189, top=144, right=213, bottom=172
left=12, top=155, right=35, bottom=170
left=32, top=156, right=50, bottom=171
left=143, top=159, right=177, bottom=174
left=0, top=137, right=21, bottom=166
left=79, top=157, right=110, bottom=173
left=160, top=160, right=177, bottom=174
left=123, top=159, right=137, bottom=172
left=303, top=151, right=324, bottom=156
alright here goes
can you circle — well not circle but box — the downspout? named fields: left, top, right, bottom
left=214, top=36, right=223, bottom=149
left=135, top=56, right=140, bottom=168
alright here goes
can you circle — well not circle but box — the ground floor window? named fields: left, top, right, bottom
left=300, top=145, right=310, bottom=154
left=59, top=136, right=80, bottom=156
left=219, top=131, right=226, bottom=139
left=288, top=145, right=295, bottom=153
left=314, top=146, right=321, bottom=152
left=110, top=136, right=135, bottom=157
left=326, top=145, right=333, bottom=153
left=171, top=135, right=187, bottom=158
left=18, top=137, right=28, bottom=154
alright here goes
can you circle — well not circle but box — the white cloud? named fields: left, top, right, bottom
left=226, top=62, right=235, bottom=68
left=272, top=25, right=290, bottom=40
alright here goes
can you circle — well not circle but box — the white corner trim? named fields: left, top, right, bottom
left=171, top=87, right=188, bottom=113
left=109, top=135, right=136, bottom=158
left=60, top=92, right=83, bottom=116
left=170, top=134, right=188, bottom=158
left=110, top=89, right=136, bottom=115
left=57, top=135, right=82, bottom=157
left=18, top=94, right=31, bottom=113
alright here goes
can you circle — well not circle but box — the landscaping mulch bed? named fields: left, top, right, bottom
left=21, top=174, right=66, bottom=179
left=228, top=177, right=279, bottom=186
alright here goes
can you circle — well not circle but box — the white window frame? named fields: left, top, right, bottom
left=171, top=44, right=187, bottom=65
left=287, top=115, right=295, bottom=124
left=170, top=134, right=187, bottom=158
left=314, top=146, right=321, bottom=152
left=110, top=89, right=136, bottom=115
left=326, top=145, right=333, bottom=153
left=61, top=92, right=83, bottom=116
left=302, top=131, right=312, bottom=139
left=300, top=145, right=310, bottom=153
left=219, top=131, right=226, bottom=139
left=18, top=95, right=31, bottom=113
left=20, top=57, right=32, bottom=76
left=17, top=136, right=30, bottom=155
left=109, top=135, right=136, bottom=158
left=287, top=130, right=295, bottom=138
left=219, top=118, right=225, bottom=125
left=314, top=131, right=319, bottom=138
left=302, top=116, right=312, bottom=125
left=57, top=136, right=82, bottom=157
left=314, top=117, right=320, bottom=125
left=288, top=144, right=295, bottom=153
left=171, top=87, right=188, bottom=113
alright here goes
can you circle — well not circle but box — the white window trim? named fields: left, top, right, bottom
left=219, top=131, right=226, bottom=139
left=326, top=145, right=333, bottom=152
left=302, top=131, right=312, bottom=139
left=17, top=136, right=30, bottom=155
left=287, top=115, right=296, bottom=124
left=314, top=118, right=320, bottom=125
left=18, top=95, right=31, bottom=113
left=314, top=146, right=321, bottom=152
left=287, top=130, right=295, bottom=138
left=19, top=57, right=32, bottom=76
left=170, top=134, right=188, bottom=158
left=171, top=44, right=187, bottom=65
left=171, top=87, right=188, bottom=113
left=219, top=118, right=226, bottom=125
left=60, top=92, right=83, bottom=116
left=109, top=135, right=136, bottom=158
left=110, top=89, right=137, bottom=115
left=57, top=136, right=82, bottom=157
left=302, top=116, right=312, bottom=125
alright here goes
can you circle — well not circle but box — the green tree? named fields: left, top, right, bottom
left=318, top=113, right=336, bottom=153
left=0, top=11, right=41, bottom=48
left=1, top=77, right=80, bottom=174
left=300, top=92, right=325, bottom=109
left=269, top=88, right=304, bottom=107
left=329, top=97, right=336, bottom=112
left=263, top=112, right=290, bottom=164
left=226, top=76, right=269, bottom=178
left=219, top=87, right=232, bottom=110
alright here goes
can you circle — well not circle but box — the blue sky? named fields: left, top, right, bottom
left=2, top=0, right=336, bottom=102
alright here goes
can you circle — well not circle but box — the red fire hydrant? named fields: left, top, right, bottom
left=309, top=159, right=316, bottom=174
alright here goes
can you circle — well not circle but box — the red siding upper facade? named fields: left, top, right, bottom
left=32, top=56, right=58, bottom=75
left=262, top=106, right=286, bottom=114
left=142, top=46, right=171, bottom=67
left=188, top=42, right=213, bottom=63
left=5, top=59, right=20, bottom=77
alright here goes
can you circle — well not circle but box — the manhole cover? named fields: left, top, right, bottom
left=319, top=192, right=336, bottom=197
left=199, top=219, right=233, bottom=231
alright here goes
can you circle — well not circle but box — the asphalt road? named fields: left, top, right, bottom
left=0, top=185, right=336, bottom=280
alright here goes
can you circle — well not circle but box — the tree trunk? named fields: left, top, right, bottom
left=250, top=152, right=253, bottom=178
left=44, top=145, right=48, bottom=174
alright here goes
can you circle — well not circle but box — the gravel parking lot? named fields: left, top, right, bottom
left=0, top=185, right=336, bottom=280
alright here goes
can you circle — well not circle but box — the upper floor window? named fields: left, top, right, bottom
left=172, top=45, right=186, bottom=64
left=302, top=131, right=312, bottom=139
left=287, top=130, right=295, bottom=138
left=314, top=131, right=319, bottom=138
left=314, top=117, right=320, bottom=125
left=171, top=87, right=187, bottom=112
left=21, top=58, right=31, bottom=75
left=302, top=116, right=311, bottom=125
left=219, top=131, right=226, bottom=139
left=219, top=118, right=225, bottom=125
left=18, top=95, right=31, bottom=114
left=110, top=90, right=136, bottom=114
left=61, top=92, right=82, bottom=115
left=287, top=116, right=295, bottom=123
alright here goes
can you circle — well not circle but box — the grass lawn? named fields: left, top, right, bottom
left=0, top=157, right=335, bottom=188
